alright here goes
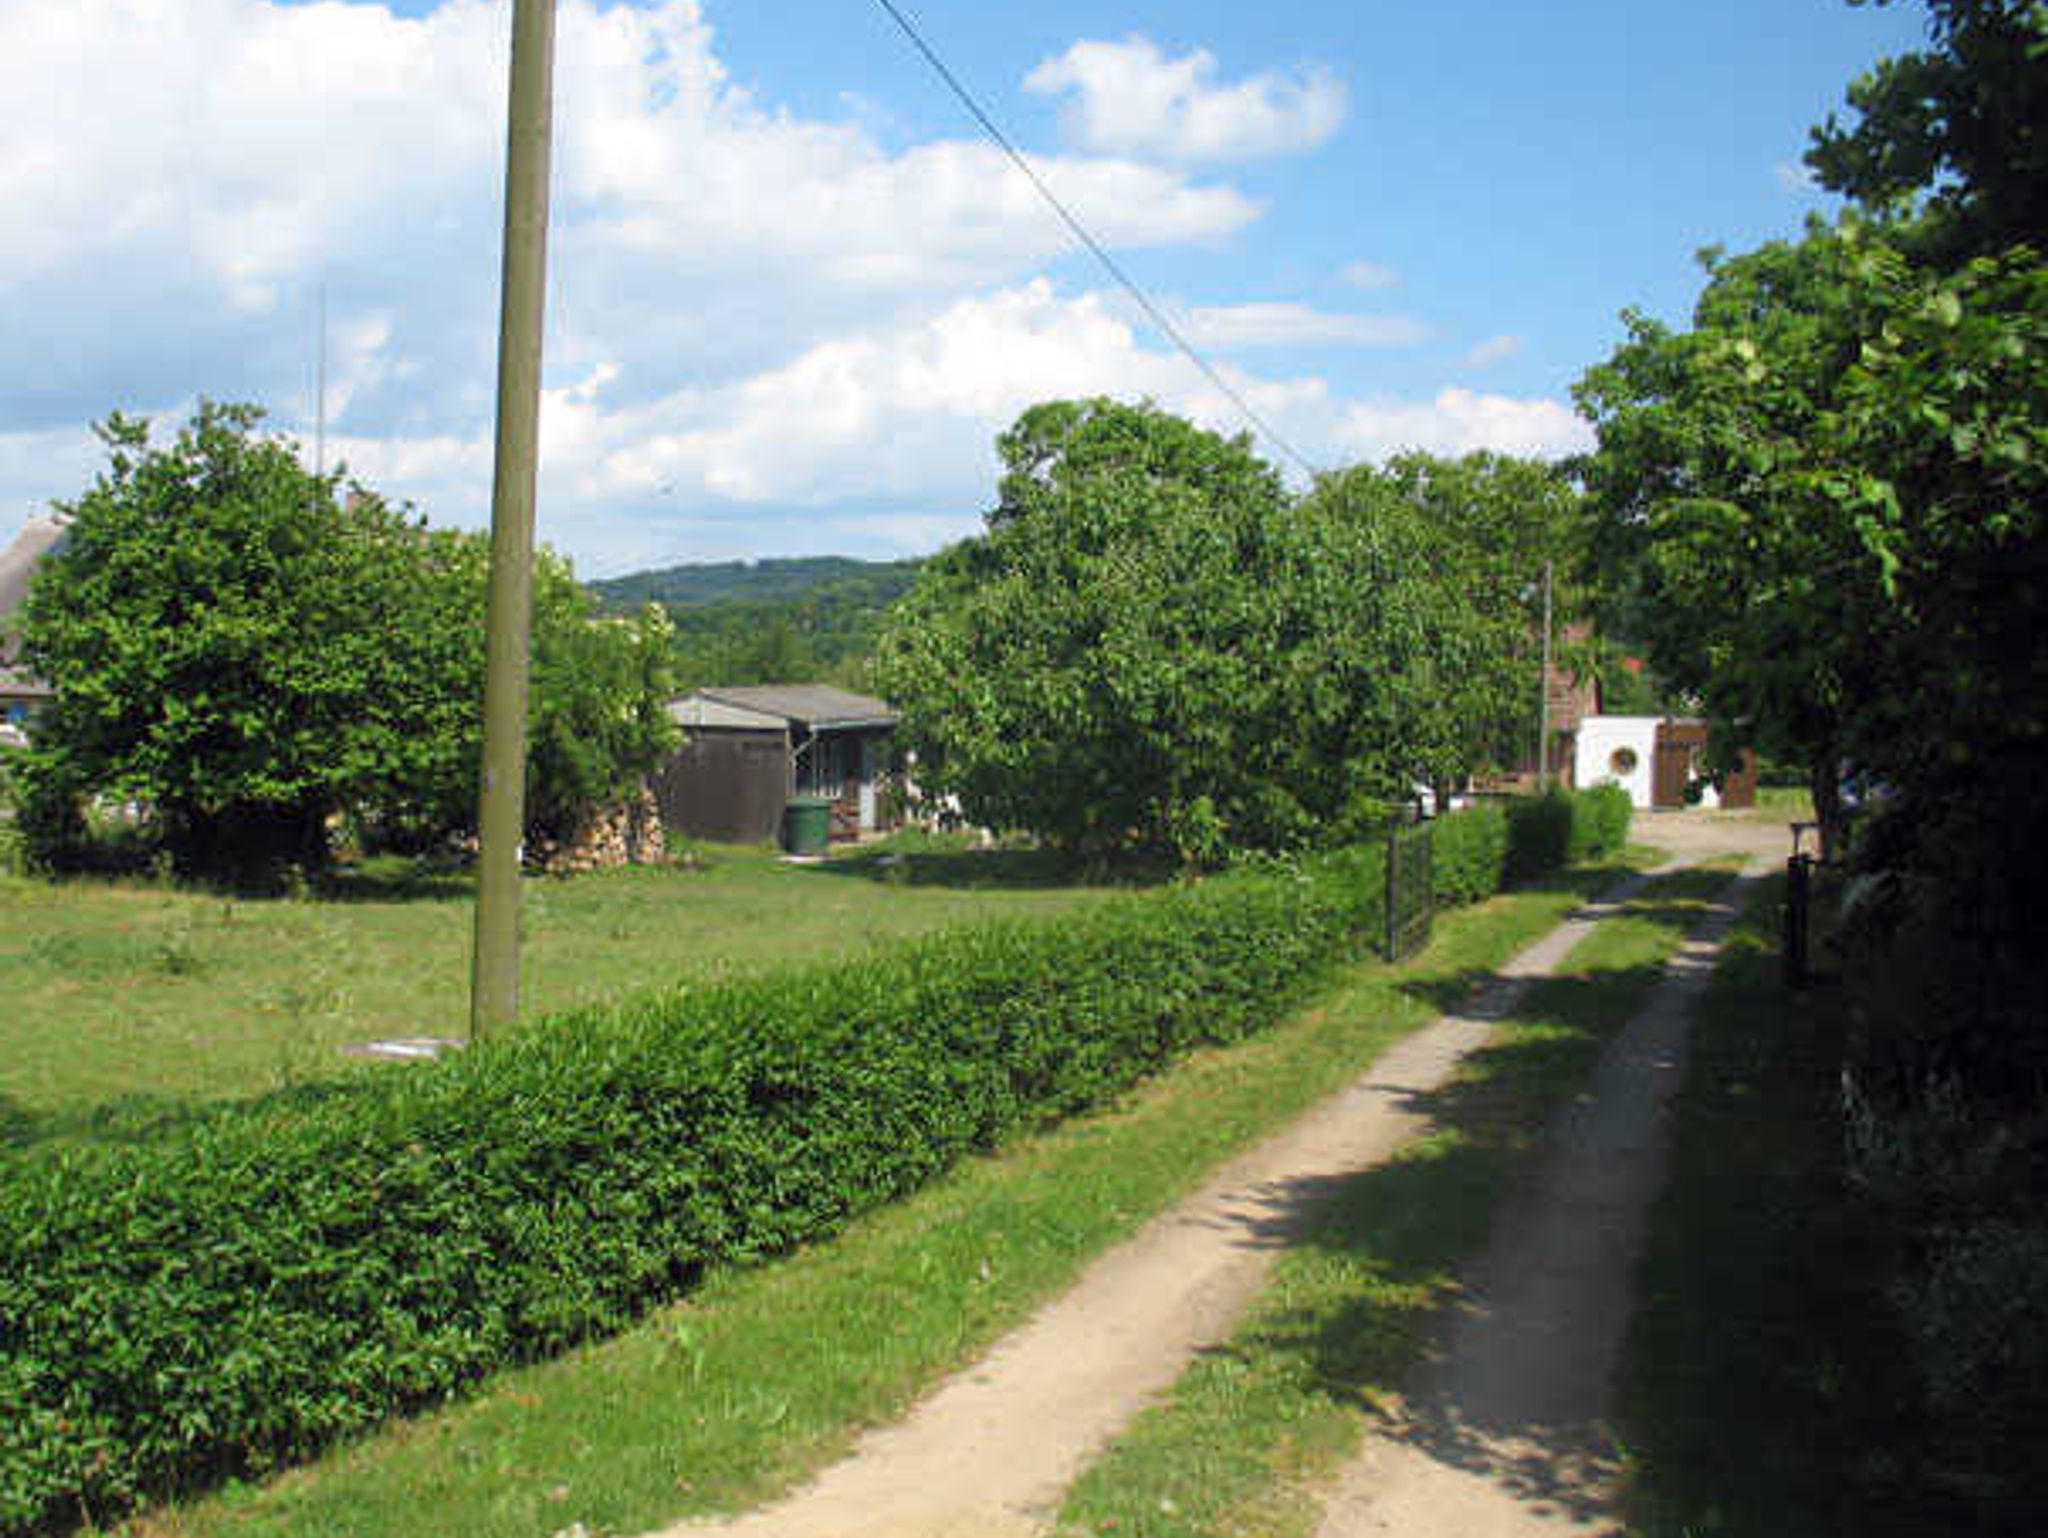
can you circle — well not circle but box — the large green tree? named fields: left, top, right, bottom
left=877, top=400, right=1293, bottom=861
left=19, top=403, right=675, bottom=880
left=1808, top=0, right=2046, bottom=256
left=1288, top=452, right=1579, bottom=805
left=877, top=400, right=1574, bottom=861
left=1577, top=8, right=2047, bottom=1516
left=1575, top=227, right=1885, bottom=847
left=1578, top=3, right=2045, bottom=853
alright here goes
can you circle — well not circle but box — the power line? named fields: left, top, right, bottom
left=865, top=0, right=1322, bottom=481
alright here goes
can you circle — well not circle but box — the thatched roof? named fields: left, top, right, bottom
left=0, top=517, right=65, bottom=667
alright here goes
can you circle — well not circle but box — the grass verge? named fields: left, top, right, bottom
left=1616, top=880, right=1967, bottom=1537
left=123, top=864, right=1635, bottom=1538
left=1051, top=864, right=1742, bottom=1538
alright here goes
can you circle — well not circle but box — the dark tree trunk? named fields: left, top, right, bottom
left=1809, top=750, right=1846, bottom=862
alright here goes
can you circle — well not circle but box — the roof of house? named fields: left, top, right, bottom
left=0, top=518, right=65, bottom=620
left=0, top=518, right=65, bottom=669
left=681, top=685, right=898, bottom=732
left=0, top=664, right=52, bottom=700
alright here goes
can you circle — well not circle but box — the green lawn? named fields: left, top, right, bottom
left=1742, top=784, right=1815, bottom=818
left=0, top=839, right=1124, bottom=1145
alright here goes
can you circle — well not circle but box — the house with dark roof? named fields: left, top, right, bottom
left=651, top=684, right=900, bottom=846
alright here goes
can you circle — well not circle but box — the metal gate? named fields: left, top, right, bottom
left=1385, top=819, right=1434, bottom=961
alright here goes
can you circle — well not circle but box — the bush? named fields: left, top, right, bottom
left=1505, top=790, right=1573, bottom=879
left=1571, top=783, right=1634, bottom=862
left=1503, top=786, right=1632, bottom=882
left=0, top=856, right=1384, bottom=1533
left=1429, top=801, right=1508, bottom=906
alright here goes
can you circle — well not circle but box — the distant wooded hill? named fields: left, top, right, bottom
left=589, top=556, right=922, bottom=611
left=589, top=556, right=925, bottom=689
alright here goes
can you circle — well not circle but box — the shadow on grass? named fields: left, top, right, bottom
left=315, top=855, right=476, bottom=903
left=1619, top=924, right=1965, bottom=1538
left=0, top=1071, right=381, bottom=1156
left=811, top=843, right=1171, bottom=892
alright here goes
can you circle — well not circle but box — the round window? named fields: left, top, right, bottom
left=1609, top=746, right=1639, bottom=775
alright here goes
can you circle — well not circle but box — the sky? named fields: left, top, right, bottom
left=0, top=0, right=1930, bottom=576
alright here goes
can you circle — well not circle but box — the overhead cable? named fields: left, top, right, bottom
left=866, top=0, right=1323, bottom=480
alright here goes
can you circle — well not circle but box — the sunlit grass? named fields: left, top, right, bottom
left=0, top=839, right=1124, bottom=1143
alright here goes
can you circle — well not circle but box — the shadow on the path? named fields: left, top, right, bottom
left=1182, top=882, right=1737, bottom=1531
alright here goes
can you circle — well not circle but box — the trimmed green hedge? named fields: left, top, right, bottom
left=1571, top=783, right=1634, bottom=862
left=1436, top=787, right=1630, bottom=903
left=1502, top=785, right=1632, bottom=881
left=0, top=855, right=1383, bottom=1533
left=1431, top=800, right=1509, bottom=905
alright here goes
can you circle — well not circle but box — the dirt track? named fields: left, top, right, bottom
left=1311, top=869, right=1754, bottom=1537
left=645, top=812, right=1779, bottom=1538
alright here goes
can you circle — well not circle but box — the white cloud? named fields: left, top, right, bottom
left=1340, top=260, right=1400, bottom=291
left=1334, top=389, right=1593, bottom=461
left=4, top=280, right=1594, bottom=576
left=0, top=0, right=1258, bottom=443
left=0, top=423, right=109, bottom=534
left=1774, top=160, right=1819, bottom=194
left=1460, top=334, right=1525, bottom=369
left=1180, top=302, right=1428, bottom=350
left=0, top=1, right=1586, bottom=577
left=1025, top=37, right=1345, bottom=164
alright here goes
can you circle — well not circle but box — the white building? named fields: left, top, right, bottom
left=1572, top=715, right=1725, bottom=810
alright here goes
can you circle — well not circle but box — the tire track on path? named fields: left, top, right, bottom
left=1310, top=867, right=1756, bottom=1538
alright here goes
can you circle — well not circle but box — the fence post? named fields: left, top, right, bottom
left=1385, top=816, right=1399, bottom=961
left=1784, top=821, right=1817, bottom=989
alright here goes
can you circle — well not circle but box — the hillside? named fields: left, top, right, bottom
left=590, top=555, right=925, bottom=689
left=589, top=556, right=921, bottom=612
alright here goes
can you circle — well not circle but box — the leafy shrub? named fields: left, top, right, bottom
left=0, top=856, right=1384, bottom=1532
left=1429, top=801, right=1508, bottom=906
left=1505, top=790, right=1573, bottom=879
left=1571, top=783, right=1634, bottom=862
left=1502, top=787, right=1631, bottom=882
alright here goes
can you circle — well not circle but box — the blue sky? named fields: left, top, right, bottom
left=0, top=0, right=1927, bottom=574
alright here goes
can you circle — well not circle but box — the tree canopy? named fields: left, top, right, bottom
left=1581, top=8, right=2048, bottom=1516
left=1578, top=4, right=2045, bottom=852
left=1807, top=0, right=2046, bottom=256
left=877, top=399, right=1575, bottom=863
left=18, top=403, right=674, bottom=881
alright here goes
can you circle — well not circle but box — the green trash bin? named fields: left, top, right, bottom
left=781, top=796, right=833, bottom=856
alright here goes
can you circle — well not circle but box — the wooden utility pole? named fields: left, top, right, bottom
left=470, top=0, right=557, bottom=1039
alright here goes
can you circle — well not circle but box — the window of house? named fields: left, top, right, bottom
left=1609, top=746, right=1639, bottom=775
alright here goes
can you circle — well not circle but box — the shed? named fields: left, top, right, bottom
left=652, top=685, right=900, bottom=846
left=1572, top=715, right=1759, bottom=810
